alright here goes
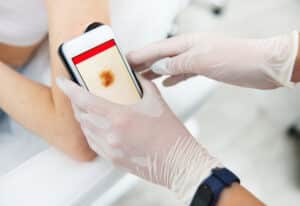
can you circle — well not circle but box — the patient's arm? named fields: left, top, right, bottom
left=0, top=42, right=42, bottom=68
left=0, top=0, right=109, bottom=161
left=0, top=61, right=95, bottom=161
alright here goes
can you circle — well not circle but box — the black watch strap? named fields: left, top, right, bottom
left=190, top=168, right=240, bottom=206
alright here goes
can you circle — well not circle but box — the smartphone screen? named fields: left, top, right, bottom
left=71, top=39, right=141, bottom=105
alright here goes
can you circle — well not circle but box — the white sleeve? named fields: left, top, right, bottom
left=0, top=0, right=48, bottom=46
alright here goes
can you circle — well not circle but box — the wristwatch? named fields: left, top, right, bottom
left=190, top=168, right=240, bottom=206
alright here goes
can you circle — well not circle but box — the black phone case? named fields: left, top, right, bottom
left=58, top=44, right=79, bottom=84
left=58, top=22, right=143, bottom=96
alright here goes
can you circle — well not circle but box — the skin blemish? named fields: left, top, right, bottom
left=99, top=69, right=115, bottom=87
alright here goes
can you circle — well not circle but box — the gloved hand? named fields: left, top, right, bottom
left=56, top=76, right=222, bottom=204
left=127, top=31, right=299, bottom=89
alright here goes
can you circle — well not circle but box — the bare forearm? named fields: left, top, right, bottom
left=41, top=0, right=110, bottom=159
left=0, top=41, right=42, bottom=68
left=0, top=0, right=110, bottom=160
left=0, top=62, right=95, bottom=160
left=0, top=1, right=109, bottom=161
left=0, top=62, right=54, bottom=131
left=217, top=184, right=265, bottom=206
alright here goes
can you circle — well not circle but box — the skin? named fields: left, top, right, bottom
left=217, top=184, right=265, bottom=206
left=0, top=0, right=110, bottom=161
left=0, top=41, right=42, bottom=68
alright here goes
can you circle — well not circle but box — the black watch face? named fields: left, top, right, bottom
left=191, top=184, right=214, bottom=206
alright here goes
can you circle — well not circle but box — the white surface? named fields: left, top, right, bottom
left=0, top=149, right=114, bottom=205
left=0, top=0, right=217, bottom=205
left=157, top=77, right=217, bottom=121
left=91, top=174, right=140, bottom=206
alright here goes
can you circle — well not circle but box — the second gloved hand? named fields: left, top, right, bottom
left=56, top=76, right=222, bottom=205
left=127, top=32, right=298, bottom=89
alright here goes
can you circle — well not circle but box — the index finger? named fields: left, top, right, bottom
left=127, top=34, right=191, bottom=72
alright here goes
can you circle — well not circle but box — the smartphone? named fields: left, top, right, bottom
left=59, top=23, right=143, bottom=105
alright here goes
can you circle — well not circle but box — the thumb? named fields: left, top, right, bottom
left=151, top=52, right=193, bottom=75
left=130, top=75, right=165, bottom=117
left=163, top=74, right=197, bottom=87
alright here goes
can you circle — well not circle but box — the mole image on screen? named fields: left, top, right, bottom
left=72, top=39, right=141, bottom=105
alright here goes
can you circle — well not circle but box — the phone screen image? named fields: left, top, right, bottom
left=72, top=39, right=141, bottom=105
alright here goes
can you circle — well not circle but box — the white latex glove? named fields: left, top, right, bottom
left=56, top=76, right=222, bottom=204
left=127, top=31, right=299, bottom=89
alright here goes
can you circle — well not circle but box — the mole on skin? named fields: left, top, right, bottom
left=99, top=69, right=115, bottom=87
